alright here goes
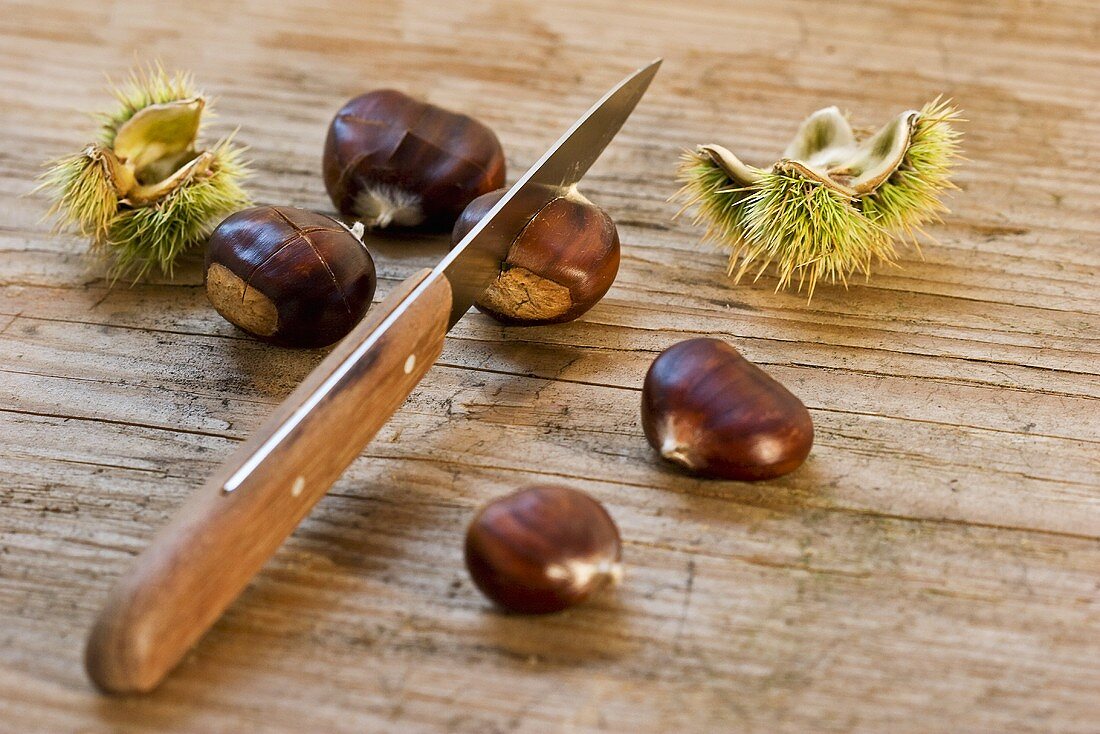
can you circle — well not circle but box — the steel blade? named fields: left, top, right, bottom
left=437, top=58, right=661, bottom=326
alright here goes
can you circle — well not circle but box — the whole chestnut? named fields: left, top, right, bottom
left=641, top=338, right=813, bottom=480
left=451, top=187, right=620, bottom=325
left=205, top=205, right=376, bottom=348
left=323, top=89, right=506, bottom=230
left=464, top=485, right=622, bottom=614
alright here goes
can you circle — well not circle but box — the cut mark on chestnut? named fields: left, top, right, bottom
left=464, top=485, right=622, bottom=614
left=641, top=338, right=814, bottom=481
left=452, top=186, right=620, bottom=326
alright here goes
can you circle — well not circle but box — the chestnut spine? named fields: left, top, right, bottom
left=37, top=65, right=250, bottom=282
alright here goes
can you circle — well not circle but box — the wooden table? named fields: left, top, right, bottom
left=2, top=1, right=1098, bottom=731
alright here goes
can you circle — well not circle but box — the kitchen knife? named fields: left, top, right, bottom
left=86, top=59, right=661, bottom=694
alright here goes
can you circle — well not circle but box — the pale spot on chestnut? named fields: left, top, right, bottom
left=205, top=262, right=278, bottom=338
left=291, top=476, right=305, bottom=498
left=354, top=184, right=425, bottom=229
left=544, top=556, right=624, bottom=589
left=403, top=354, right=416, bottom=374
left=478, top=266, right=573, bottom=322
left=659, top=427, right=700, bottom=471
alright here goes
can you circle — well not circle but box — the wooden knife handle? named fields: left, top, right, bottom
left=86, top=268, right=452, bottom=693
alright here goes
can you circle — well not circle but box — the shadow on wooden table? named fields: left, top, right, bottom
left=466, top=592, right=638, bottom=668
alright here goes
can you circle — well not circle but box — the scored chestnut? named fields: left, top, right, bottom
left=205, top=205, right=376, bottom=348
left=323, top=89, right=506, bottom=231
left=641, top=338, right=813, bottom=481
left=464, top=485, right=622, bottom=614
left=451, top=187, right=620, bottom=325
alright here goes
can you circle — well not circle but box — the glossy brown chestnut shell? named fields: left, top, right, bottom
left=323, top=89, right=506, bottom=230
left=464, top=485, right=622, bottom=614
left=451, top=187, right=620, bottom=325
left=641, top=338, right=813, bottom=480
left=204, top=205, right=376, bottom=349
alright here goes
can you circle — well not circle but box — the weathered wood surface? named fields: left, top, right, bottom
left=1, top=0, right=1098, bottom=731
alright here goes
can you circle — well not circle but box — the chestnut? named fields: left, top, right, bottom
left=322, top=89, right=506, bottom=230
left=451, top=187, right=620, bottom=325
left=641, top=338, right=813, bottom=480
left=464, top=485, right=622, bottom=614
left=205, top=205, right=376, bottom=348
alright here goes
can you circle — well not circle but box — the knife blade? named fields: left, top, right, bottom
left=85, top=59, right=661, bottom=694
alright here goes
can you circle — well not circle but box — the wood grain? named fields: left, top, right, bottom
left=1, top=0, right=1098, bottom=732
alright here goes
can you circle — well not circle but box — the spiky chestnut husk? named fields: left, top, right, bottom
left=675, top=99, right=962, bottom=297
left=38, top=65, right=251, bottom=282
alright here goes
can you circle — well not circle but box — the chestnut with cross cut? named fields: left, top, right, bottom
left=204, top=205, right=377, bottom=348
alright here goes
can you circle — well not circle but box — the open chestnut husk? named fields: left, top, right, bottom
left=641, top=338, right=813, bottom=480
left=464, top=485, right=622, bottom=614
left=451, top=187, right=620, bottom=325
left=205, top=205, right=376, bottom=348
left=323, top=90, right=506, bottom=230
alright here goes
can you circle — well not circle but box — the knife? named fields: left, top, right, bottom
left=85, top=59, right=662, bottom=694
